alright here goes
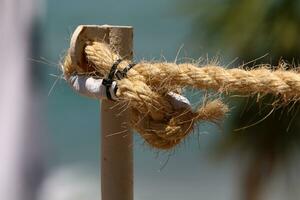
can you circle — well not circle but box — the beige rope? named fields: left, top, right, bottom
left=62, top=41, right=300, bottom=149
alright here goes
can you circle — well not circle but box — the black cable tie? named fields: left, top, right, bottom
left=115, top=63, right=136, bottom=80
left=102, top=78, right=113, bottom=100
left=108, top=59, right=122, bottom=80
left=102, top=59, right=122, bottom=100
left=102, top=59, right=136, bottom=100
left=115, top=70, right=126, bottom=80
left=123, top=63, right=136, bottom=74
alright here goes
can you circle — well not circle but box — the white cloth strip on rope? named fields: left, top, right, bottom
left=167, top=91, right=191, bottom=109
left=67, top=75, right=118, bottom=100
left=67, top=75, right=191, bottom=109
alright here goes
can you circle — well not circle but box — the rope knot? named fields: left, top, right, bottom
left=63, top=41, right=229, bottom=149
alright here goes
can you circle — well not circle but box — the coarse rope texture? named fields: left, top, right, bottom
left=62, top=41, right=300, bottom=149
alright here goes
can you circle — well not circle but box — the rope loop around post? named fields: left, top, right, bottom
left=62, top=40, right=300, bottom=149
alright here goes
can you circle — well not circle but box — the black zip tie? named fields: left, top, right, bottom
left=108, top=59, right=122, bottom=80
left=102, top=59, right=122, bottom=100
left=115, top=63, right=136, bottom=80
left=102, top=59, right=136, bottom=100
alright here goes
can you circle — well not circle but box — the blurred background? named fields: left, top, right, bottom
left=1, top=0, right=300, bottom=199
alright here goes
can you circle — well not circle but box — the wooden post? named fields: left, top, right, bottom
left=101, top=26, right=133, bottom=200
left=70, top=25, right=133, bottom=200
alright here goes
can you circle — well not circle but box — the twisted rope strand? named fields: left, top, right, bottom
left=78, top=42, right=300, bottom=101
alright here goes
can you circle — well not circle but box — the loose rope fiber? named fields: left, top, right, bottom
left=62, top=41, right=300, bottom=149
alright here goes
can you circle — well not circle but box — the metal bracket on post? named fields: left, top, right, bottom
left=69, top=25, right=134, bottom=200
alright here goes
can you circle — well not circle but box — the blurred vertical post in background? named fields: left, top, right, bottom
left=0, top=0, right=44, bottom=200
left=101, top=26, right=134, bottom=200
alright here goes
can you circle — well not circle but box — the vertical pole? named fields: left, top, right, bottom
left=0, top=1, right=43, bottom=200
left=101, top=26, right=133, bottom=200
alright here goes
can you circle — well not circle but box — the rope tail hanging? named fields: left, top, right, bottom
left=62, top=41, right=300, bottom=149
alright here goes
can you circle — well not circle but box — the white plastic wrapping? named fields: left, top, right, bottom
left=67, top=75, right=191, bottom=109
left=67, top=75, right=118, bottom=100
left=167, top=91, right=191, bottom=109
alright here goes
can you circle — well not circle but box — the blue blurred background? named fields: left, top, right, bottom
left=2, top=0, right=300, bottom=200
left=44, top=1, right=229, bottom=199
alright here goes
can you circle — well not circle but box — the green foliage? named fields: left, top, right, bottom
left=180, top=0, right=300, bottom=61
left=179, top=1, right=300, bottom=198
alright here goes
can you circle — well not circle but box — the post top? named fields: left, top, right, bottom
left=101, top=24, right=133, bottom=28
left=69, top=25, right=133, bottom=72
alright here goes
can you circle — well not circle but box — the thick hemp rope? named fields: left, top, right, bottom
left=62, top=41, right=300, bottom=149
